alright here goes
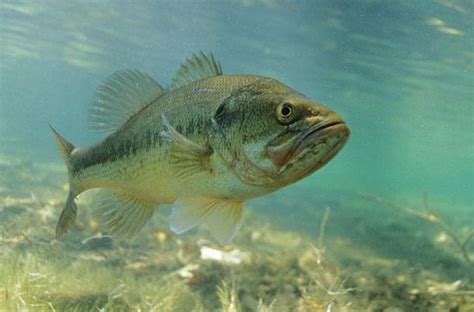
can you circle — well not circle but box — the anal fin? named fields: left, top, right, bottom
left=97, top=191, right=157, bottom=239
left=170, top=197, right=243, bottom=245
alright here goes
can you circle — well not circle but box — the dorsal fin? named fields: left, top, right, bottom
left=89, top=70, right=166, bottom=133
left=170, top=51, right=223, bottom=90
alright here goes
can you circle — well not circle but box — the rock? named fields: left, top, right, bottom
left=81, top=233, right=113, bottom=250
left=383, top=307, right=404, bottom=312
left=199, top=245, right=250, bottom=265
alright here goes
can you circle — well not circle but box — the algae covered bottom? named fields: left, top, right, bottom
left=1, top=152, right=472, bottom=311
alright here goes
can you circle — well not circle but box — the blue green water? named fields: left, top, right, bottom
left=1, top=0, right=472, bottom=204
left=1, top=1, right=473, bottom=310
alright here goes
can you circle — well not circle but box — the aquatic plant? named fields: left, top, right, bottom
left=217, top=281, right=239, bottom=312
left=297, top=207, right=354, bottom=311
left=359, top=192, right=474, bottom=265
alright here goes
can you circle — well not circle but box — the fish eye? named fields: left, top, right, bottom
left=281, top=103, right=292, bottom=117
left=276, top=102, right=295, bottom=124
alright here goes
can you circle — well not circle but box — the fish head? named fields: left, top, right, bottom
left=211, top=78, right=350, bottom=187
left=264, top=94, right=350, bottom=185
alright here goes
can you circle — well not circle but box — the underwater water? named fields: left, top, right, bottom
left=1, top=0, right=473, bottom=311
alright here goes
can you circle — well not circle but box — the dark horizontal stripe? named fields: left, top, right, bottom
left=71, top=116, right=210, bottom=175
left=70, top=129, right=161, bottom=175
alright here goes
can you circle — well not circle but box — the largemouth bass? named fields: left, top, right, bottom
left=51, top=52, right=350, bottom=244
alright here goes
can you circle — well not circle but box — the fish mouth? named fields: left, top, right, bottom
left=267, top=119, right=350, bottom=171
left=292, top=120, right=348, bottom=158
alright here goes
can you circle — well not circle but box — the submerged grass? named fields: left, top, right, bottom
left=359, top=191, right=474, bottom=265
left=0, top=249, right=202, bottom=311
left=1, top=152, right=473, bottom=311
left=217, top=282, right=239, bottom=312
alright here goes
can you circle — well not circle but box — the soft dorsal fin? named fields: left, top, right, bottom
left=89, top=70, right=166, bottom=133
left=170, top=51, right=223, bottom=90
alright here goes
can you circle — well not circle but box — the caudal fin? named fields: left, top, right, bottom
left=55, top=193, right=78, bottom=238
left=50, top=125, right=79, bottom=238
left=50, top=124, right=76, bottom=166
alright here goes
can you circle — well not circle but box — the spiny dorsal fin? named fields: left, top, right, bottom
left=89, top=70, right=166, bottom=133
left=170, top=51, right=223, bottom=90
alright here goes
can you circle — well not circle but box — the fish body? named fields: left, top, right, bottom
left=52, top=53, right=350, bottom=244
left=73, top=75, right=265, bottom=202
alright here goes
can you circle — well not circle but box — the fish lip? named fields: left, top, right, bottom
left=302, top=120, right=346, bottom=140
left=291, top=120, right=347, bottom=158
left=267, top=120, right=349, bottom=169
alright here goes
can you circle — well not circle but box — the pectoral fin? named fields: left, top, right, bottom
left=160, top=114, right=213, bottom=180
left=170, top=197, right=244, bottom=245
left=97, top=191, right=157, bottom=239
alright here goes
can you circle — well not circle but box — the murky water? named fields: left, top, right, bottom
left=1, top=1, right=473, bottom=311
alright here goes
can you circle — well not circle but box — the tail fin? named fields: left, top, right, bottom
left=50, top=124, right=76, bottom=167
left=50, top=125, right=78, bottom=238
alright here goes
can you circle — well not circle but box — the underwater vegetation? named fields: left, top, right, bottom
left=360, top=192, right=474, bottom=265
left=1, top=152, right=473, bottom=311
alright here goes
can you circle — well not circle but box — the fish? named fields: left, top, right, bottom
left=51, top=52, right=350, bottom=244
